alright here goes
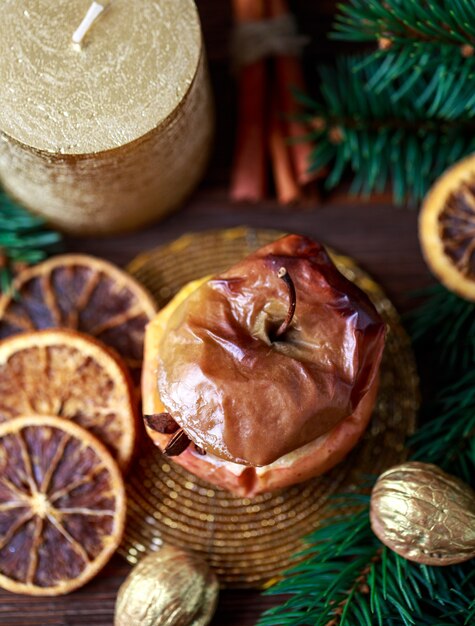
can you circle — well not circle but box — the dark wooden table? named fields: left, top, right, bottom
left=0, top=1, right=433, bottom=624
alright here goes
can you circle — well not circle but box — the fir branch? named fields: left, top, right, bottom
left=406, top=285, right=475, bottom=486
left=0, top=191, right=62, bottom=291
left=258, top=496, right=475, bottom=626
left=406, top=285, right=475, bottom=373
left=303, top=56, right=475, bottom=204
left=333, top=0, right=475, bottom=48
left=410, top=372, right=475, bottom=487
left=332, top=0, right=475, bottom=92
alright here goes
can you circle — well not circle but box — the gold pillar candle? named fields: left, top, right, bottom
left=0, top=0, right=214, bottom=235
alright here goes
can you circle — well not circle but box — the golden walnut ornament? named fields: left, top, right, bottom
left=114, top=545, right=219, bottom=626
left=370, top=462, right=475, bottom=566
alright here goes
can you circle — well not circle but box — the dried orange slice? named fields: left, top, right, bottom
left=0, top=329, right=137, bottom=470
left=420, top=155, right=475, bottom=301
left=0, top=415, right=126, bottom=596
left=0, top=254, right=157, bottom=382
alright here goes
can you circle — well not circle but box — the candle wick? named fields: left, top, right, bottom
left=72, top=2, right=107, bottom=45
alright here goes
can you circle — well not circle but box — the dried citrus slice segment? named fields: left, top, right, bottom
left=0, top=329, right=137, bottom=470
left=420, top=155, right=475, bottom=301
left=0, top=415, right=126, bottom=596
left=0, top=254, right=157, bottom=382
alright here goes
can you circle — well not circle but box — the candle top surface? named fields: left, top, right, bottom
left=0, top=0, right=202, bottom=154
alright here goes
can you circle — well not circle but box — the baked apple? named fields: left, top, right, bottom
left=142, top=235, right=386, bottom=496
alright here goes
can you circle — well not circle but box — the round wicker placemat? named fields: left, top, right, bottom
left=120, top=227, right=419, bottom=588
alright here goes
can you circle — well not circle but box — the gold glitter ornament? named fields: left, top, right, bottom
left=370, top=462, right=475, bottom=566
left=114, top=545, right=219, bottom=626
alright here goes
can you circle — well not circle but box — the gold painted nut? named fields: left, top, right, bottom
left=115, top=545, right=219, bottom=626
left=370, top=462, right=475, bottom=566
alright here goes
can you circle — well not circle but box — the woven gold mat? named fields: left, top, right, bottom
left=119, top=227, right=418, bottom=588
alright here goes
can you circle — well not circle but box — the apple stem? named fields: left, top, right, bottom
left=275, top=266, right=296, bottom=338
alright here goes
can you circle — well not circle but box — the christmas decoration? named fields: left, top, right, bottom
left=259, top=494, right=475, bottom=626
left=114, top=545, right=219, bottom=626
left=297, top=0, right=475, bottom=204
left=333, top=0, right=475, bottom=93
left=0, top=191, right=61, bottom=292
left=258, top=285, right=475, bottom=626
left=408, top=285, right=475, bottom=379
left=230, top=0, right=318, bottom=204
left=419, top=154, right=475, bottom=301
left=303, top=56, right=475, bottom=205
left=0, top=415, right=126, bottom=596
left=370, top=462, right=475, bottom=566
left=0, top=329, right=138, bottom=470
left=0, top=254, right=157, bottom=385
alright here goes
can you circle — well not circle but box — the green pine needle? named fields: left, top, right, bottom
left=303, top=55, right=475, bottom=205
left=332, top=0, right=475, bottom=94
left=0, top=191, right=62, bottom=291
left=333, top=0, right=475, bottom=47
left=410, top=375, right=475, bottom=486
left=258, top=496, right=475, bottom=626
left=406, top=285, right=475, bottom=373
left=406, top=286, right=475, bottom=486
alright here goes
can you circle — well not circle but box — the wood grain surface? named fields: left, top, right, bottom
left=0, top=0, right=433, bottom=624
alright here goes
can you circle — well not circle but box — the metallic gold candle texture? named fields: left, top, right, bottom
left=0, top=0, right=214, bottom=235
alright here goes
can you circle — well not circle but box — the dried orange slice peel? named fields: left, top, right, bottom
left=0, top=254, right=157, bottom=382
left=0, top=329, right=137, bottom=470
left=420, top=155, right=475, bottom=301
left=0, top=415, right=126, bottom=596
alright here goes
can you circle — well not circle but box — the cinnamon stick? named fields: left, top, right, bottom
left=268, top=0, right=321, bottom=186
left=269, top=85, right=301, bottom=204
left=231, top=0, right=267, bottom=202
